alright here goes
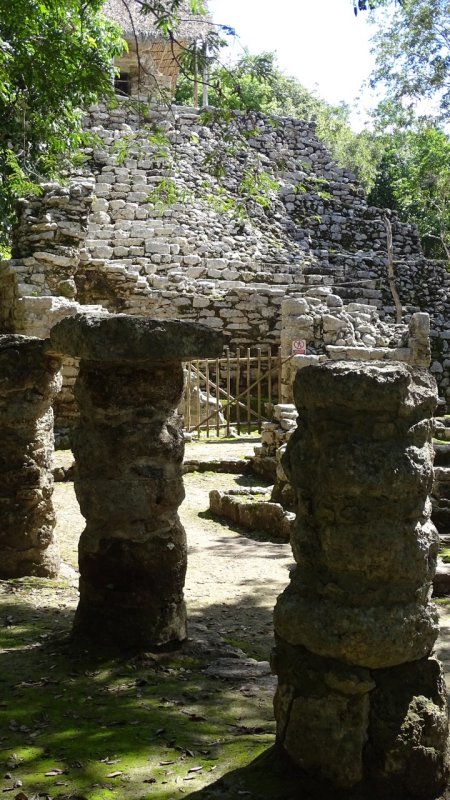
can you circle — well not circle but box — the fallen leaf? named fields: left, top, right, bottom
left=105, top=771, right=123, bottom=778
left=44, top=769, right=64, bottom=776
left=159, top=760, right=175, bottom=766
left=143, top=778, right=156, bottom=784
left=188, top=766, right=203, bottom=773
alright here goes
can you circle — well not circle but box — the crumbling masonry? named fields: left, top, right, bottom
left=47, top=313, right=222, bottom=648
left=1, top=102, right=449, bottom=440
left=273, top=360, right=449, bottom=798
left=0, top=335, right=61, bottom=578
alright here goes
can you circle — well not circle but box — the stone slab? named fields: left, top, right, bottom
left=46, top=313, right=224, bottom=362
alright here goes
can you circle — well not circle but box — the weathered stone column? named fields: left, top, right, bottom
left=48, top=314, right=223, bottom=649
left=0, top=335, right=62, bottom=578
left=273, top=361, right=449, bottom=798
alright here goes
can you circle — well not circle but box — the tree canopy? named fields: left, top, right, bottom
left=0, top=0, right=123, bottom=251
left=369, top=126, right=450, bottom=259
left=368, top=0, right=449, bottom=123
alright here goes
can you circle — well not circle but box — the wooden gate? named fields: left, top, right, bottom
left=183, top=345, right=282, bottom=438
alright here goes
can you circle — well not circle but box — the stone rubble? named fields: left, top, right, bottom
left=281, top=298, right=431, bottom=403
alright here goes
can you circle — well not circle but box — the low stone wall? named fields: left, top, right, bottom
left=209, top=487, right=293, bottom=542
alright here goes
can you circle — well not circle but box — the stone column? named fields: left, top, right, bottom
left=273, top=360, right=449, bottom=798
left=0, top=335, right=62, bottom=578
left=47, top=314, right=223, bottom=649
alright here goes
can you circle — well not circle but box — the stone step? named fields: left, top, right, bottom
left=434, top=426, right=450, bottom=442
left=433, top=562, right=450, bottom=596
left=434, top=444, right=450, bottom=467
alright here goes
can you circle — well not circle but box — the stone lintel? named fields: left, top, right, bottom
left=46, top=313, right=224, bottom=363
left=294, top=359, right=437, bottom=416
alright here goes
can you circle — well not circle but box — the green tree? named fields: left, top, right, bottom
left=0, top=0, right=123, bottom=251
left=369, top=126, right=450, bottom=259
left=369, top=0, right=450, bottom=121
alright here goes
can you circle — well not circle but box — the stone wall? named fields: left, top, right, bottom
left=280, top=296, right=431, bottom=403
left=1, top=101, right=450, bottom=408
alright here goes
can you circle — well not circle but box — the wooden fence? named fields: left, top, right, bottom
left=183, top=345, right=282, bottom=438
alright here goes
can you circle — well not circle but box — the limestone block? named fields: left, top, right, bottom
left=322, top=313, right=348, bottom=333
left=47, top=313, right=224, bottom=363
left=367, top=657, right=449, bottom=798
left=90, top=245, right=113, bottom=260
left=326, top=293, right=343, bottom=308
left=282, top=691, right=369, bottom=787
left=94, top=183, right=112, bottom=197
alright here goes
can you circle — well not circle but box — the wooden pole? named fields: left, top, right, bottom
left=384, top=214, right=403, bottom=324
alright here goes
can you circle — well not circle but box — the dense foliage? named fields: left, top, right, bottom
left=369, top=126, right=450, bottom=259
left=0, top=0, right=123, bottom=252
left=369, top=0, right=449, bottom=123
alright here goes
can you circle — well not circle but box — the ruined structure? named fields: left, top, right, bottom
left=47, top=313, right=223, bottom=648
left=1, top=103, right=449, bottom=435
left=272, top=361, right=448, bottom=798
left=0, top=335, right=62, bottom=578
left=280, top=296, right=431, bottom=403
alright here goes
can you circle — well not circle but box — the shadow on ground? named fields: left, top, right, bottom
left=0, top=581, right=279, bottom=800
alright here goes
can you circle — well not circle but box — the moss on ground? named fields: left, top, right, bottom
left=0, top=579, right=276, bottom=799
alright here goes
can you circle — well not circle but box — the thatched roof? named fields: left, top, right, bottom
left=102, top=0, right=212, bottom=42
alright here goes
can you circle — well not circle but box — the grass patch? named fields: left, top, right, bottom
left=223, top=637, right=268, bottom=662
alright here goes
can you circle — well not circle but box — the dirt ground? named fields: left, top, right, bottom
left=52, top=437, right=450, bottom=686
left=52, top=437, right=293, bottom=666
left=1, top=438, right=449, bottom=800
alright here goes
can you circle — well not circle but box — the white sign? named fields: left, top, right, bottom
left=292, top=339, right=306, bottom=355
